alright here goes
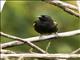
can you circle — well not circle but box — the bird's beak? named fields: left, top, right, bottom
left=37, top=16, right=41, bottom=19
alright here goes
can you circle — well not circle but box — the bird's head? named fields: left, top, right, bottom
left=38, top=15, right=53, bottom=21
left=38, top=15, right=58, bottom=26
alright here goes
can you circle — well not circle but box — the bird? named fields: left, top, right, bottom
left=33, top=15, right=58, bottom=34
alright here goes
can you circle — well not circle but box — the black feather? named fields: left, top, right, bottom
left=33, top=15, right=58, bottom=34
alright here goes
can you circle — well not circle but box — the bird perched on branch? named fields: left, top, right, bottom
left=33, top=15, right=58, bottom=34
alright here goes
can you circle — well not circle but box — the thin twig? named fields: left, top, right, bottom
left=46, top=41, right=51, bottom=52
left=72, top=48, right=80, bottom=54
left=26, top=41, right=47, bottom=53
left=18, top=56, right=24, bottom=60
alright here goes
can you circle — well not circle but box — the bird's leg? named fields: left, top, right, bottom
left=39, top=34, right=47, bottom=39
left=54, top=32, right=59, bottom=39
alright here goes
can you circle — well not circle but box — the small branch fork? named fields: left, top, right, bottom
left=0, top=33, right=47, bottom=54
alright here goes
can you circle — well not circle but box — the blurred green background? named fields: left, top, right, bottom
left=1, top=0, right=80, bottom=60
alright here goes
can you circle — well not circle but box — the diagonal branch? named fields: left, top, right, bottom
left=0, top=29, right=80, bottom=49
left=0, top=33, right=47, bottom=54
left=0, top=0, right=6, bottom=12
left=49, top=0, right=78, bottom=10
left=44, top=0, right=80, bottom=17
left=72, top=48, right=80, bottom=54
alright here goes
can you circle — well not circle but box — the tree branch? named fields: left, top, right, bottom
left=72, top=48, right=80, bottom=54
left=76, top=0, right=80, bottom=13
left=0, top=0, right=6, bottom=12
left=0, top=49, right=16, bottom=54
left=1, top=53, right=80, bottom=58
left=44, top=0, right=80, bottom=17
left=0, top=29, right=80, bottom=48
left=0, top=33, right=47, bottom=53
left=49, top=0, right=78, bottom=10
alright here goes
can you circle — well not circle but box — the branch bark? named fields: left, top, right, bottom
left=49, top=0, right=78, bottom=10
left=0, top=49, right=16, bottom=54
left=44, top=0, right=80, bottom=17
left=76, top=0, right=80, bottom=13
left=0, top=0, right=6, bottom=12
left=0, top=29, right=80, bottom=48
left=1, top=53, right=80, bottom=58
left=0, top=33, right=47, bottom=53
left=72, top=48, right=80, bottom=54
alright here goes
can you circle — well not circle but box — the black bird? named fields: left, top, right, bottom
left=33, top=15, right=58, bottom=34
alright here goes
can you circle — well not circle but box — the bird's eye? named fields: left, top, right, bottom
left=39, top=17, right=42, bottom=20
left=41, top=15, right=45, bottom=17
